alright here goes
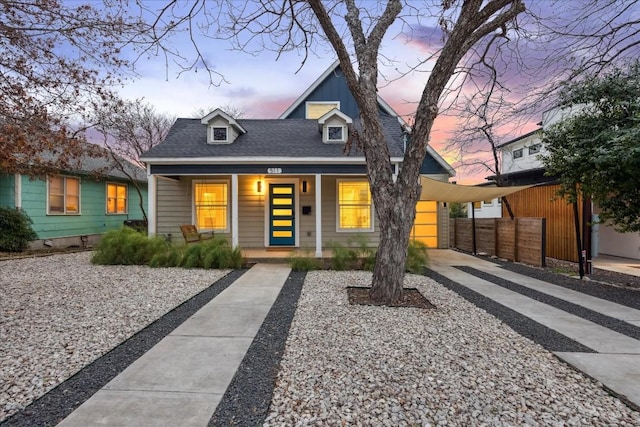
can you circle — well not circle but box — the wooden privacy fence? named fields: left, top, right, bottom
left=449, top=218, right=546, bottom=267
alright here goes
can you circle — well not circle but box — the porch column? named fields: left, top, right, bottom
left=315, top=173, right=322, bottom=258
left=147, top=168, right=156, bottom=236
left=231, top=174, right=239, bottom=248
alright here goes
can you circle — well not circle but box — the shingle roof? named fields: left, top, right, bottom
left=141, top=115, right=406, bottom=160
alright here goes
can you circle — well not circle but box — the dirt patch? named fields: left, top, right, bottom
left=347, top=287, right=435, bottom=309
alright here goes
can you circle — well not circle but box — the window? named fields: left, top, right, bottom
left=211, top=126, right=228, bottom=142
left=483, top=200, right=493, bottom=206
left=107, top=183, right=127, bottom=214
left=528, top=144, right=541, bottom=155
left=337, top=180, right=373, bottom=231
left=194, top=181, right=228, bottom=231
left=306, top=102, right=339, bottom=119
left=327, top=125, right=344, bottom=142
left=48, top=176, right=80, bottom=214
left=513, top=148, right=523, bottom=159
left=472, top=201, right=481, bottom=209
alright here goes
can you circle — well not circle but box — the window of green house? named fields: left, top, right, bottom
left=107, top=183, right=127, bottom=214
left=48, top=176, right=80, bottom=214
left=194, top=181, right=228, bottom=231
left=337, top=180, right=373, bottom=231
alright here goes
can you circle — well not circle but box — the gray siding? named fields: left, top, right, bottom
left=237, top=176, right=265, bottom=248
left=156, top=177, right=194, bottom=242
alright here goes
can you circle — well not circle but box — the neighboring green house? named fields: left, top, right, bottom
left=141, top=60, right=455, bottom=256
left=0, top=151, right=148, bottom=249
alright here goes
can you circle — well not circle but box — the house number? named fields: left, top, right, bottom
left=267, top=168, right=282, bottom=174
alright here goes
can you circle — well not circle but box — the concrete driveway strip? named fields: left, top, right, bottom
left=471, top=263, right=640, bottom=324
left=554, top=352, right=640, bottom=410
left=429, top=262, right=640, bottom=354
left=57, top=263, right=291, bottom=427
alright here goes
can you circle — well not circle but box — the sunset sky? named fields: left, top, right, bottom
left=111, top=1, right=637, bottom=184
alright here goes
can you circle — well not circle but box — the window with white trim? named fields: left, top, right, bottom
left=48, top=176, right=80, bottom=214
left=327, top=125, right=344, bottom=142
left=528, top=144, right=541, bottom=155
left=107, top=183, right=127, bottom=214
left=337, top=180, right=373, bottom=231
left=211, top=126, right=228, bottom=143
left=194, top=181, right=228, bottom=231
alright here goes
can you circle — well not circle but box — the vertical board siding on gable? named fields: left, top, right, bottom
left=156, top=177, right=195, bottom=240
left=285, top=68, right=359, bottom=118
left=0, top=174, right=16, bottom=206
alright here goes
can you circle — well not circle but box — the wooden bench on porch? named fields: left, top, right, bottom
left=180, top=225, right=214, bottom=244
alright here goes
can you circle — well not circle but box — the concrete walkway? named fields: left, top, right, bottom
left=57, top=263, right=291, bottom=427
left=429, top=250, right=640, bottom=409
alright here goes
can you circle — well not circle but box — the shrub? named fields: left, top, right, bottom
left=288, top=252, right=322, bottom=271
left=180, top=238, right=243, bottom=269
left=149, top=246, right=184, bottom=268
left=329, top=235, right=376, bottom=270
left=0, top=207, right=37, bottom=252
left=329, top=241, right=359, bottom=270
left=91, top=226, right=169, bottom=265
left=406, top=239, right=429, bottom=273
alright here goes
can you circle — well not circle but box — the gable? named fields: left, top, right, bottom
left=280, top=63, right=390, bottom=119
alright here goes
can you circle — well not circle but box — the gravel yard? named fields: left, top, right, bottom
left=0, top=252, right=228, bottom=423
left=265, top=271, right=640, bottom=426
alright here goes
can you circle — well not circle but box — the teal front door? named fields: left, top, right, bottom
left=269, top=183, right=295, bottom=246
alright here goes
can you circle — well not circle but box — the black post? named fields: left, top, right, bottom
left=472, top=202, right=477, bottom=255
left=582, top=197, right=592, bottom=275
left=573, top=200, right=584, bottom=279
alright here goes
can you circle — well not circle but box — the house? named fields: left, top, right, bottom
left=140, top=61, right=455, bottom=257
left=482, top=106, right=640, bottom=262
left=0, top=149, right=148, bottom=249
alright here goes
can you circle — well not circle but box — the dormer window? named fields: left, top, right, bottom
left=201, top=108, right=247, bottom=145
left=212, top=126, right=228, bottom=143
left=318, top=108, right=352, bottom=144
left=327, top=125, right=344, bottom=142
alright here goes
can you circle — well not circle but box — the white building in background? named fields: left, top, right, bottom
left=468, top=105, right=640, bottom=260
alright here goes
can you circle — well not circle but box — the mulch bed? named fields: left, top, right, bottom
left=347, top=287, right=435, bottom=309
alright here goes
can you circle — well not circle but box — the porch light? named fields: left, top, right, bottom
left=256, top=180, right=262, bottom=193
left=302, top=180, right=308, bottom=193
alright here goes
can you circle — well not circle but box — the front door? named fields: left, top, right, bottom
left=269, top=183, right=295, bottom=246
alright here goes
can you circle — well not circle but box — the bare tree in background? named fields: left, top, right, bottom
left=445, top=0, right=640, bottom=183
left=91, top=99, right=175, bottom=221
left=0, top=0, right=148, bottom=177
left=191, top=105, right=247, bottom=119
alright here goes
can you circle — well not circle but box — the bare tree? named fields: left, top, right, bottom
left=135, top=0, right=525, bottom=304
left=91, top=98, right=175, bottom=221
left=0, top=0, right=148, bottom=177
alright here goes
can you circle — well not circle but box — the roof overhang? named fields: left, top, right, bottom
left=140, top=156, right=404, bottom=165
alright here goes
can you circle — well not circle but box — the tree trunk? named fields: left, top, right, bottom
left=369, top=194, right=416, bottom=303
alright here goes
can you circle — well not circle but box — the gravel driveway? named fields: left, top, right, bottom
left=0, top=252, right=228, bottom=422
